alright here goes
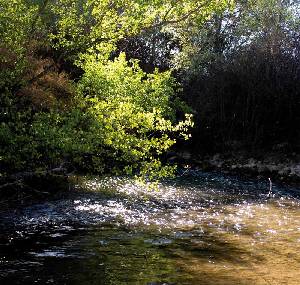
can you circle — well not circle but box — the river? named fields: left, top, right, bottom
left=0, top=170, right=299, bottom=284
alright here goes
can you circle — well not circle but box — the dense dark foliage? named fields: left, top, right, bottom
left=177, top=0, right=300, bottom=154
left=183, top=47, right=300, bottom=153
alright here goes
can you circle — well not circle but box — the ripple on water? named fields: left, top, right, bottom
left=0, top=171, right=300, bottom=284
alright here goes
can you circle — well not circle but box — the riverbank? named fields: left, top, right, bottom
left=182, top=151, right=300, bottom=186
left=0, top=171, right=71, bottom=211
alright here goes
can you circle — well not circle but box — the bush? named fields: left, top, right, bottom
left=0, top=53, right=193, bottom=180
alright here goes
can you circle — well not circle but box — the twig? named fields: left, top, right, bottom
left=267, top=177, right=272, bottom=197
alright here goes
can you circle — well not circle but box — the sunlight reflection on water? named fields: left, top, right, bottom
left=1, top=171, right=300, bottom=284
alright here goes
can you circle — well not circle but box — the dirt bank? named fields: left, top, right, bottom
left=173, top=151, right=300, bottom=186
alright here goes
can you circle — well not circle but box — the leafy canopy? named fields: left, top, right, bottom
left=0, top=0, right=228, bottom=179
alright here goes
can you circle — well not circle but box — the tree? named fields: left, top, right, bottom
left=176, top=0, right=300, bottom=152
left=4, top=0, right=230, bottom=179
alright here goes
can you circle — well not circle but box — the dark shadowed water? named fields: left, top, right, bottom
left=0, top=170, right=299, bottom=285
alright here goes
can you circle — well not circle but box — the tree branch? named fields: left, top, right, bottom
left=143, top=1, right=212, bottom=32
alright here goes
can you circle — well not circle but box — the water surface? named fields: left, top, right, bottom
left=0, top=171, right=299, bottom=284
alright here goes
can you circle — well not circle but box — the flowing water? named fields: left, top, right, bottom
left=0, top=170, right=299, bottom=285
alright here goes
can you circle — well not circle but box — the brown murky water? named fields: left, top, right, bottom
left=0, top=171, right=299, bottom=284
